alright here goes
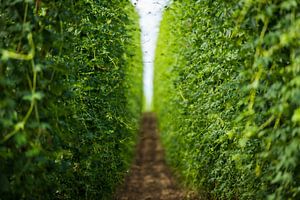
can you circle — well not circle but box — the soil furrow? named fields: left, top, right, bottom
left=115, top=113, right=197, bottom=200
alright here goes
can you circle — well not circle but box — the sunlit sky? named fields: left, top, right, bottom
left=130, top=0, right=169, bottom=110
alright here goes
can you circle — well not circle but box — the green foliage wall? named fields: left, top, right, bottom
left=0, top=0, right=142, bottom=199
left=155, top=0, right=300, bottom=199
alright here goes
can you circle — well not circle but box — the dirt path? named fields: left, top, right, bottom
left=115, top=113, right=197, bottom=200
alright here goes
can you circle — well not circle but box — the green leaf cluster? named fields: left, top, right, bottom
left=0, top=0, right=142, bottom=199
left=155, top=0, right=300, bottom=199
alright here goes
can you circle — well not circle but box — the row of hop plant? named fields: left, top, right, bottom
left=155, top=0, right=300, bottom=199
left=0, top=0, right=142, bottom=199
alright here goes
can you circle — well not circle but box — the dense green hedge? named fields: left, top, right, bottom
left=155, top=0, right=300, bottom=199
left=0, top=0, right=142, bottom=199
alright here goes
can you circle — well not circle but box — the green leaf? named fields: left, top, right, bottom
left=292, top=108, right=300, bottom=123
left=23, top=92, right=44, bottom=102
left=280, top=0, right=297, bottom=10
left=25, top=147, right=40, bottom=157
left=15, top=132, right=27, bottom=147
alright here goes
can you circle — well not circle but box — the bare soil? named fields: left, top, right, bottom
left=115, top=113, right=199, bottom=200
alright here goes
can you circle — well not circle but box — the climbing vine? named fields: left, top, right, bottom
left=155, top=0, right=300, bottom=199
left=0, top=0, right=142, bottom=199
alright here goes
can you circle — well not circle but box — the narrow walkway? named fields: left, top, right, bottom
left=116, top=113, right=197, bottom=200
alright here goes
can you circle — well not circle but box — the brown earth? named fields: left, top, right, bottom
left=115, top=113, right=199, bottom=200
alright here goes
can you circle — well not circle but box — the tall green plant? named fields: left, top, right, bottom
left=155, top=0, right=300, bottom=199
left=0, top=0, right=142, bottom=199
